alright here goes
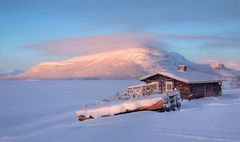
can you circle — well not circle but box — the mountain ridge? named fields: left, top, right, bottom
left=14, top=47, right=238, bottom=80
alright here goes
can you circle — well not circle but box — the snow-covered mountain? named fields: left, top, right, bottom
left=0, top=69, right=23, bottom=77
left=199, top=60, right=240, bottom=76
left=200, top=60, right=240, bottom=71
left=209, top=63, right=240, bottom=77
left=15, top=47, right=239, bottom=80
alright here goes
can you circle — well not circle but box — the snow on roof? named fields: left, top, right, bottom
left=140, top=71, right=224, bottom=84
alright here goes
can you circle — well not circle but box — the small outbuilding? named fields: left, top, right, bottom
left=140, top=65, right=224, bottom=100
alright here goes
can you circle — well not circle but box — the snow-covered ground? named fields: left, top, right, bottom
left=0, top=80, right=240, bottom=142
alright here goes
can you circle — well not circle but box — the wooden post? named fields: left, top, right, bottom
left=204, top=84, right=206, bottom=97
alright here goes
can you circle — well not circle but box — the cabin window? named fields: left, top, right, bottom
left=165, top=81, right=173, bottom=92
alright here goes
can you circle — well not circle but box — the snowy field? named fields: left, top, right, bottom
left=0, top=80, right=240, bottom=142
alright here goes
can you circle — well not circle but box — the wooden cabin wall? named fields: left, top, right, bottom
left=189, top=84, right=205, bottom=99
left=189, top=83, right=221, bottom=99
left=211, top=82, right=222, bottom=96
left=142, top=74, right=222, bottom=100
left=144, top=74, right=174, bottom=94
left=142, top=74, right=190, bottom=100
left=175, top=81, right=190, bottom=100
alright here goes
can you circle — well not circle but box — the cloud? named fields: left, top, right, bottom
left=199, top=40, right=240, bottom=49
left=156, top=34, right=240, bottom=42
left=24, top=33, right=163, bottom=56
left=24, top=33, right=240, bottom=57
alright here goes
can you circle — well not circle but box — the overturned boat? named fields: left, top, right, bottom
left=76, top=82, right=181, bottom=121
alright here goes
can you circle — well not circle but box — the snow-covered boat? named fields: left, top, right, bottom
left=76, top=82, right=181, bottom=121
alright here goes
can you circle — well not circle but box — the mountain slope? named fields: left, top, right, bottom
left=16, top=47, right=238, bottom=80
left=0, top=69, right=23, bottom=77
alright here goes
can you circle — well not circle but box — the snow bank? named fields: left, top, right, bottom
left=1, top=80, right=240, bottom=142
left=76, top=95, right=163, bottom=118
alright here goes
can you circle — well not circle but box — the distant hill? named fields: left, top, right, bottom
left=0, top=69, right=23, bottom=77
left=200, top=60, right=240, bottom=71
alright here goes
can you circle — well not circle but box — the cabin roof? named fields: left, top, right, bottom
left=140, top=71, right=224, bottom=84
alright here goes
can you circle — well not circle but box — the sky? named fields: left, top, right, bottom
left=0, top=0, right=240, bottom=71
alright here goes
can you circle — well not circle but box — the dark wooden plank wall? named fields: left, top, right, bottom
left=210, top=82, right=222, bottom=96
left=189, top=84, right=205, bottom=99
left=142, top=74, right=222, bottom=100
left=143, top=74, right=190, bottom=99
left=189, top=83, right=221, bottom=99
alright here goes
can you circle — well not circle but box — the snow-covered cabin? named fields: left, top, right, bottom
left=140, top=65, right=223, bottom=100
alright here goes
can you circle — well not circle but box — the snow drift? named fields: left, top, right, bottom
left=1, top=80, right=240, bottom=142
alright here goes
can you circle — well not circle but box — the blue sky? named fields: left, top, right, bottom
left=0, top=0, right=240, bottom=70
